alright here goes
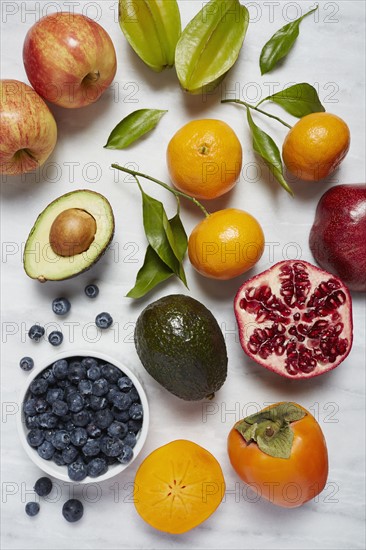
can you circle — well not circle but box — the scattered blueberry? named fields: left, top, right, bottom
left=129, top=403, right=143, bottom=420
left=52, top=400, right=69, bottom=417
left=52, top=430, right=71, bottom=450
left=52, top=297, right=71, bottom=316
left=84, top=284, right=99, bottom=299
left=92, top=378, right=108, bottom=396
left=123, top=431, right=137, bottom=449
left=87, top=457, right=107, bottom=478
left=28, top=325, right=45, bottom=342
left=62, top=445, right=79, bottom=464
left=70, top=428, right=88, bottom=447
left=48, top=331, right=63, bottom=346
left=95, top=312, right=113, bottom=330
left=37, top=440, right=55, bottom=460
left=34, top=477, right=52, bottom=497
left=52, top=359, right=68, bottom=379
left=82, top=438, right=101, bottom=457
left=117, top=445, right=134, bottom=465
left=25, top=502, right=40, bottom=517
left=62, top=499, right=84, bottom=522
left=27, top=429, right=44, bottom=447
left=68, top=461, right=87, bottom=482
left=30, top=378, right=48, bottom=396
left=117, top=376, right=133, bottom=392
left=20, top=357, right=34, bottom=372
left=108, top=421, right=128, bottom=439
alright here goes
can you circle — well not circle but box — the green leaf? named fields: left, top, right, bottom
left=126, top=246, right=174, bottom=299
left=260, top=6, right=318, bottom=75
left=119, top=0, right=181, bottom=72
left=247, top=109, right=294, bottom=196
left=168, top=212, right=188, bottom=262
left=104, top=109, right=167, bottom=149
left=175, top=0, right=249, bottom=94
left=258, top=83, right=325, bottom=117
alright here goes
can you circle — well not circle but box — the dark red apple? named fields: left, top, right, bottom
left=309, top=184, right=366, bottom=292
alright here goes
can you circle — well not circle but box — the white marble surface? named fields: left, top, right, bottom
left=1, top=1, right=365, bottom=548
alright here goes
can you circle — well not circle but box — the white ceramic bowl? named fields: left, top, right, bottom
left=17, top=349, right=149, bottom=484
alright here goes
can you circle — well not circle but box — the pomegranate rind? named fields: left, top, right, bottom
left=234, top=260, right=353, bottom=379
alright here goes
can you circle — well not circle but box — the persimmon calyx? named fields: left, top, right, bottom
left=235, top=402, right=306, bottom=459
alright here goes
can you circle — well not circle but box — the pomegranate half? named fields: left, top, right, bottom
left=234, top=260, right=353, bottom=379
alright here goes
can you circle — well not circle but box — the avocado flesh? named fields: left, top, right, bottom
left=135, top=294, right=228, bottom=401
left=23, top=189, right=114, bottom=281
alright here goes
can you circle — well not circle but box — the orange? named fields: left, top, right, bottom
left=166, top=119, right=242, bottom=199
left=282, top=112, right=350, bottom=181
left=133, top=440, right=225, bottom=534
left=188, top=208, right=265, bottom=280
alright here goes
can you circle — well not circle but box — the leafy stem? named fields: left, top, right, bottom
left=221, top=98, right=292, bottom=129
left=111, top=164, right=210, bottom=217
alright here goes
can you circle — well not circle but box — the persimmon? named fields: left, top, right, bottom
left=133, top=439, right=225, bottom=534
left=227, top=402, right=328, bottom=508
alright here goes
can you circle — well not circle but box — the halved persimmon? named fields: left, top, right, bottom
left=133, top=439, right=225, bottom=534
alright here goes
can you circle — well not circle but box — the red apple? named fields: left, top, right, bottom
left=0, top=79, right=57, bottom=176
left=23, top=12, right=117, bottom=109
left=309, top=184, right=366, bottom=292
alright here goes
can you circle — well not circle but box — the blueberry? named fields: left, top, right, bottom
left=112, top=392, right=131, bottom=411
left=52, top=359, right=69, bottom=379
left=95, top=312, right=113, bottom=330
left=28, top=325, right=45, bottom=342
left=112, top=408, right=130, bottom=423
left=25, top=502, right=40, bottom=517
left=70, top=428, right=88, bottom=447
left=84, top=284, right=99, bottom=299
left=64, top=420, right=76, bottom=433
left=52, top=297, right=71, bottom=315
left=52, top=400, right=69, bottom=417
left=78, top=379, right=92, bottom=395
left=34, top=397, right=49, bottom=413
left=87, top=365, right=101, bottom=382
left=128, top=387, right=140, bottom=403
left=82, top=356, right=99, bottom=372
left=62, top=445, right=79, bottom=464
left=107, top=387, right=120, bottom=403
left=52, top=430, right=71, bottom=450
left=44, top=429, right=56, bottom=442
left=34, top=476, right=52, bottom=497
left=100, top=436, right=124, bottom=457
left=92, top=378, right=108, bottom=396
left=89, top=395, right=107, bottom=411
left=20, top=357, right=34, bottom=372
left=38, top=412, right=58, bottom=429
left=48, top=331, right=63, bottom=346
left=42, top=368, right=56, bottom=385
left=117, top=445, right=133, bottom=465
left=68, top=460, right=87, bottom=482
left=68, top=361, right=86, bottom=384
left=62, top=499, right=84, bottom=522
left=23, top=398, right=37, bottom=416
left=46, top=388, right=64, bottom=405
left=63, top=386, right=77, bottom=400
left=30, top=378, right=48, bottom=396
left=108, top=421, right=128, bottom=439
left=87, top=457, right=108, bottom=478
left=25, top=415, right=39, bottom=429
left=67, top=393, right=84, bottom=413
left=101, top=364, right=120, bottom=383
left=37, top=441, right=55, bottom=460
left=117, top=376, right=133, bottom=392
left=123, top=431, right=137, bottom=448
left=27, top=429, right=44, bottom=447
left=129, top=403, right=143, bottom=420
left=95, top=409, right=114, bottom=429
left=82, top=438, right=101, bottom=457
left=73, top=410, right=90, bottom=427
left=86, top=423, right=102, bottom=438
left=53, top=452, right=66, bottom=466
left=128, top=419, right=143, bottom=433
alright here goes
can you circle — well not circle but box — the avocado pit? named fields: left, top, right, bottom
left=49, top=208, right=97, bottom=257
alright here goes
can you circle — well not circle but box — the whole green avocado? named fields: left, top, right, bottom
left=134, top=294, right=228, bottom=401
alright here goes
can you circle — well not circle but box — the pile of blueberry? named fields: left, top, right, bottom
left=23, top=356, right=143, bottom=481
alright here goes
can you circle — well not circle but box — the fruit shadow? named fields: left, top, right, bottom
left=284, top=166, right=342, bottom=203
left=124, top=46, right=180, bottom=92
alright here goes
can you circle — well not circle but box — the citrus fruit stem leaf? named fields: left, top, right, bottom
left=104, top=109, right=167, bottom=149
left=257, top=83, right=325, bottom=118
left=246, top=109, right=294, bottom=196
left=260, top=6, right=318, bottom=75
left=119, top=0, right=181, bottom=72
left=169, top=211, right=188, bottom=262
left=175, top=0, right=249, bottom=94
left=126, top=245, right=174, bottom=299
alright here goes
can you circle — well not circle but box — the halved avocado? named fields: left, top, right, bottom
left=23, top=190, right=114, bottom=282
